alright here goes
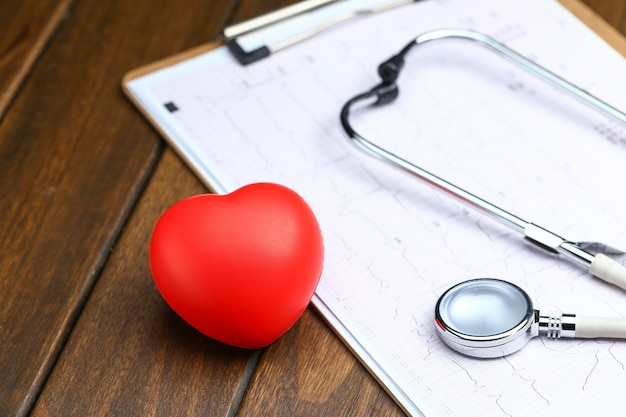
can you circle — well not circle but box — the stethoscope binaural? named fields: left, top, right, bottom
left=435, top=278, right=626, bottom=358
left=340, top=28, right=626, bottom=289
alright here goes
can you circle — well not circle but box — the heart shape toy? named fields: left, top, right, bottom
left=149, top=183, right=324, bottom=348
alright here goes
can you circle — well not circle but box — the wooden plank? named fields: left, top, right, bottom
left=28, top=1, right=299, bottom=416
left=580, top=0, right=626, bottom=36
left=0, top=0, right=238, bottom=416
left=239, top=308, right=406, bottom=416
left=227, top=0, right=301, bottom=25
left=30, top=148, right=258, bottom=417
left=0, top=0, right=72, bottom=118
left=574, top=0, right=626, bottom=50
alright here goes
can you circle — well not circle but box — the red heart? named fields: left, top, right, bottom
left=149, top=183, right=324, bottom=348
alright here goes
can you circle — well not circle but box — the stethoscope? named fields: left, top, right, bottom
left=340, top=29, right=626, bottom=357
left=435, top=278, right=626, bottom=358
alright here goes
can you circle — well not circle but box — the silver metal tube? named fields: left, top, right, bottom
left=414, top=29, right=626, bottom=125
left=342, top=29, right=626, bottom=271
left=349, top=128, right=530, bottom=233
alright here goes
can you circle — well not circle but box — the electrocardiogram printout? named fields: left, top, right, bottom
left=125, top=1, right=626, bottom=415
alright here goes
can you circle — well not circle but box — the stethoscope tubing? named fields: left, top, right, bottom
left=413, top=30, right=626, bottom=124
left=340, top=28, right=626, bottom=289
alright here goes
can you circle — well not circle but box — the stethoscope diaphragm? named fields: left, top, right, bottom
left=435, top=278, right=626, bottom=358
left=435, top=279, right=535, bottom=358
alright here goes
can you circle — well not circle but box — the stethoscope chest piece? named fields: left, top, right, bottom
left=435, top=278, right=535, bottom=358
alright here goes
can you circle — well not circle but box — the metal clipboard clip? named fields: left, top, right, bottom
left=222, top=0, right=418, bottom=65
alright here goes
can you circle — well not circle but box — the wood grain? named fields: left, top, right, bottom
left=227, top=0, right=301, bottom=25
left=573, top=0, right=626, bottom=51
left=0, top=0, right=239, bottom=415
left=26, top=1, right=299, bottom=416
left=30, top=148, right=257, bottom=417
left=0, top=0, right=72, bottom=118
left=580, top=0, right=626, bottom=35
left=238, top=308, right=406, bottom=416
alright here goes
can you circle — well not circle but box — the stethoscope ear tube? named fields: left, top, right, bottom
left=340, top=28, right=626, bottom=289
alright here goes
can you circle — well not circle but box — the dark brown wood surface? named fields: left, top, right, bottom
left=0, top=0, right=72, bottom=118
left=0, top=1, right=624, bottom=416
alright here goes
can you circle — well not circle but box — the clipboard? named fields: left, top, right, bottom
left=123, top=1, right=626, bottom=415
left=122, top=0, right=626, bottom=180
left=123, top=41, right=222, bottom=192
left=122, top=0, right=419, bottom=191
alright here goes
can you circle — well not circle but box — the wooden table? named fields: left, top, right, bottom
left=1, top=1, right=625, bottom=416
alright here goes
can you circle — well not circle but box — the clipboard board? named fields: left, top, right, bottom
left=122, top=0, right=626, bottom=190
left=123, top=1, right=626, bottom=415
left=122, top=0, right=418, bottom=191
left=123, top=42, right=222, bottom=193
